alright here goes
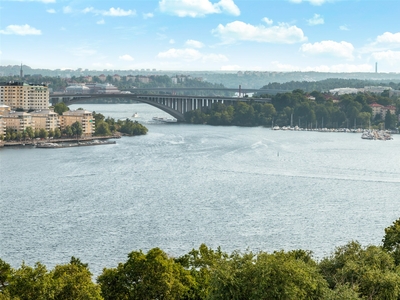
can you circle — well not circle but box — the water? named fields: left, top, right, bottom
left=1, top=103, right=399, bottom=276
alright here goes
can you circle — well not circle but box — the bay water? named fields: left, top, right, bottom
left=1, top=103, right=399, bottom=276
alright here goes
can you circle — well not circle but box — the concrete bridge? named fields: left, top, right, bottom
left=50, top=93, right=272, bottom=122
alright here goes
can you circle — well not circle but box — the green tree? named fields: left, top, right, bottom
left=54, top=128, right=61, bottom=138
left=39, top=128, right=48, bottom=139
left=7, top=262, right=53, bottom=300
left=63, top=125, right=73, bottom=137
left=176, top=244, right=228, bottom=299
left=54, top=102, right=69, bottom=115
left=71, top=121, right=83, bottom=139
left=94, top=121, right=111, bottom=136
left=319, top=241, right=400, bottom=300
left=0, top=259, right=11, bottom=294
left=384, top=110, right=396, bottom=130
left=51, top=257, right=102, bottom=300
left=383, top=218, right=400, bottom=265
left=98, top=248, right=193, bottom=300
left=208, top=250, right=328, bottom=300
left=25, top=127, right=34, bottom=139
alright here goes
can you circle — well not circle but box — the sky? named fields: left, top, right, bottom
left=0, top=0, right=400, bottom=72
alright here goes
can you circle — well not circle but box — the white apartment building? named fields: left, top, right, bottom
left=0, top=82, right=50, bottom=110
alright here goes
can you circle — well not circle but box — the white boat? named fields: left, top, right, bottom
left=132, top=112, right=139, bottom=118
left=152, top=116, right=177, bottom=123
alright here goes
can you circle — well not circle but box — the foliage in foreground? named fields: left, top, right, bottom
left=2, top=218, right=400, bottom=300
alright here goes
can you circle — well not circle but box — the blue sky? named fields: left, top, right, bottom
left=1, top=0, right=399, bottom=72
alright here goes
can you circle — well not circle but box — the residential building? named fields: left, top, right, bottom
left=2, top=111, right=35, bottom=132
left=364, top=86, right=392, bottom=94
left=98, top=74, right=107, bottom=82
left=0, top=106, right=8, bottom=136
left=138, top=76, right=150, bottom=84
left=113, top=74, right=121, bottom=82
left=59, top=110, right=95, bottom=136
left=30, top=109, right=60, bottom=132
left=370, top=102, right=397, bottom=119
left=0, top=81, right=50, bottom=110
left=329, top=87, right=360, bottom=95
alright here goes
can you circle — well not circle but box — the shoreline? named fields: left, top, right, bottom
left=1, top=135, right=120, bottom=147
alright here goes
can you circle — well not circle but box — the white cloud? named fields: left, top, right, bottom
left=157, top=48, right=228, bottom=63
left=339, top=25, right=349, bottom=31
left=371, top=50, right=400, bottom=64
left=159, top=0, right=240, bottom=17
left=289, top=0, right=333, bottom=5
left=46, top=8, right=56, bottom=14
left=376, top=32, right=400, bottom=44
left=361, top=32, right=400, bottom=55
left=82, top=7, right=94, bottom=14
left=63, top=6, right=72, bottom=14
left=119, top=54, right=134, bottom=61
left=300, top=40, right=354, bottom=59
left=0, top=24, right=41, bottom=35
left=80, top=7, right=136, bottom=17
left=212, top=21, right=307, bottom=44
left=97, top=19, right=105, bottom=25
left=262, top=17, right=273, bottom=25
left=102, top=7, right=136, bottom=17
left=307, top=14, right=324, bottom=26
left=185, top=39, right=204, bottom=48
left=215, top=0, right=240, bottom=16
left=143, top=12, right=154, bottom=19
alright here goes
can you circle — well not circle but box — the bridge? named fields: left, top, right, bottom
left=50, top=86, right=289, bottom=121
left=50, top=93, right=273, bottom=121
left=124, top=87, right=290, bottom=95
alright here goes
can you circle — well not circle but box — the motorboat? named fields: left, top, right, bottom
left=152, top=116, right=177, bottom=123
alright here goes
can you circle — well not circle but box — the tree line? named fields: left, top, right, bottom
left=1, top=218, right=400, bottom=299
left=261, top=78, right=400, bottom=93
left=185, top=89, right=400, bottom=129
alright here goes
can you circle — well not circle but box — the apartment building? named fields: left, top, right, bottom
left=0, top=82, right=50, bottom=110
left=30, top=109, right=60, bottom=132
left=2, top=111, right=35, bottom=132
left=370, top=102, right=397, bottom=119
left=59, top=110, right=95, bottom=136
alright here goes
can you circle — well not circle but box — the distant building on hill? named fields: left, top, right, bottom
left=370, top=102, right=397, bottom=119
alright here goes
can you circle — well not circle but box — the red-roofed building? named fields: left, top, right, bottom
left=370, top=103, right=397, bottom=119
